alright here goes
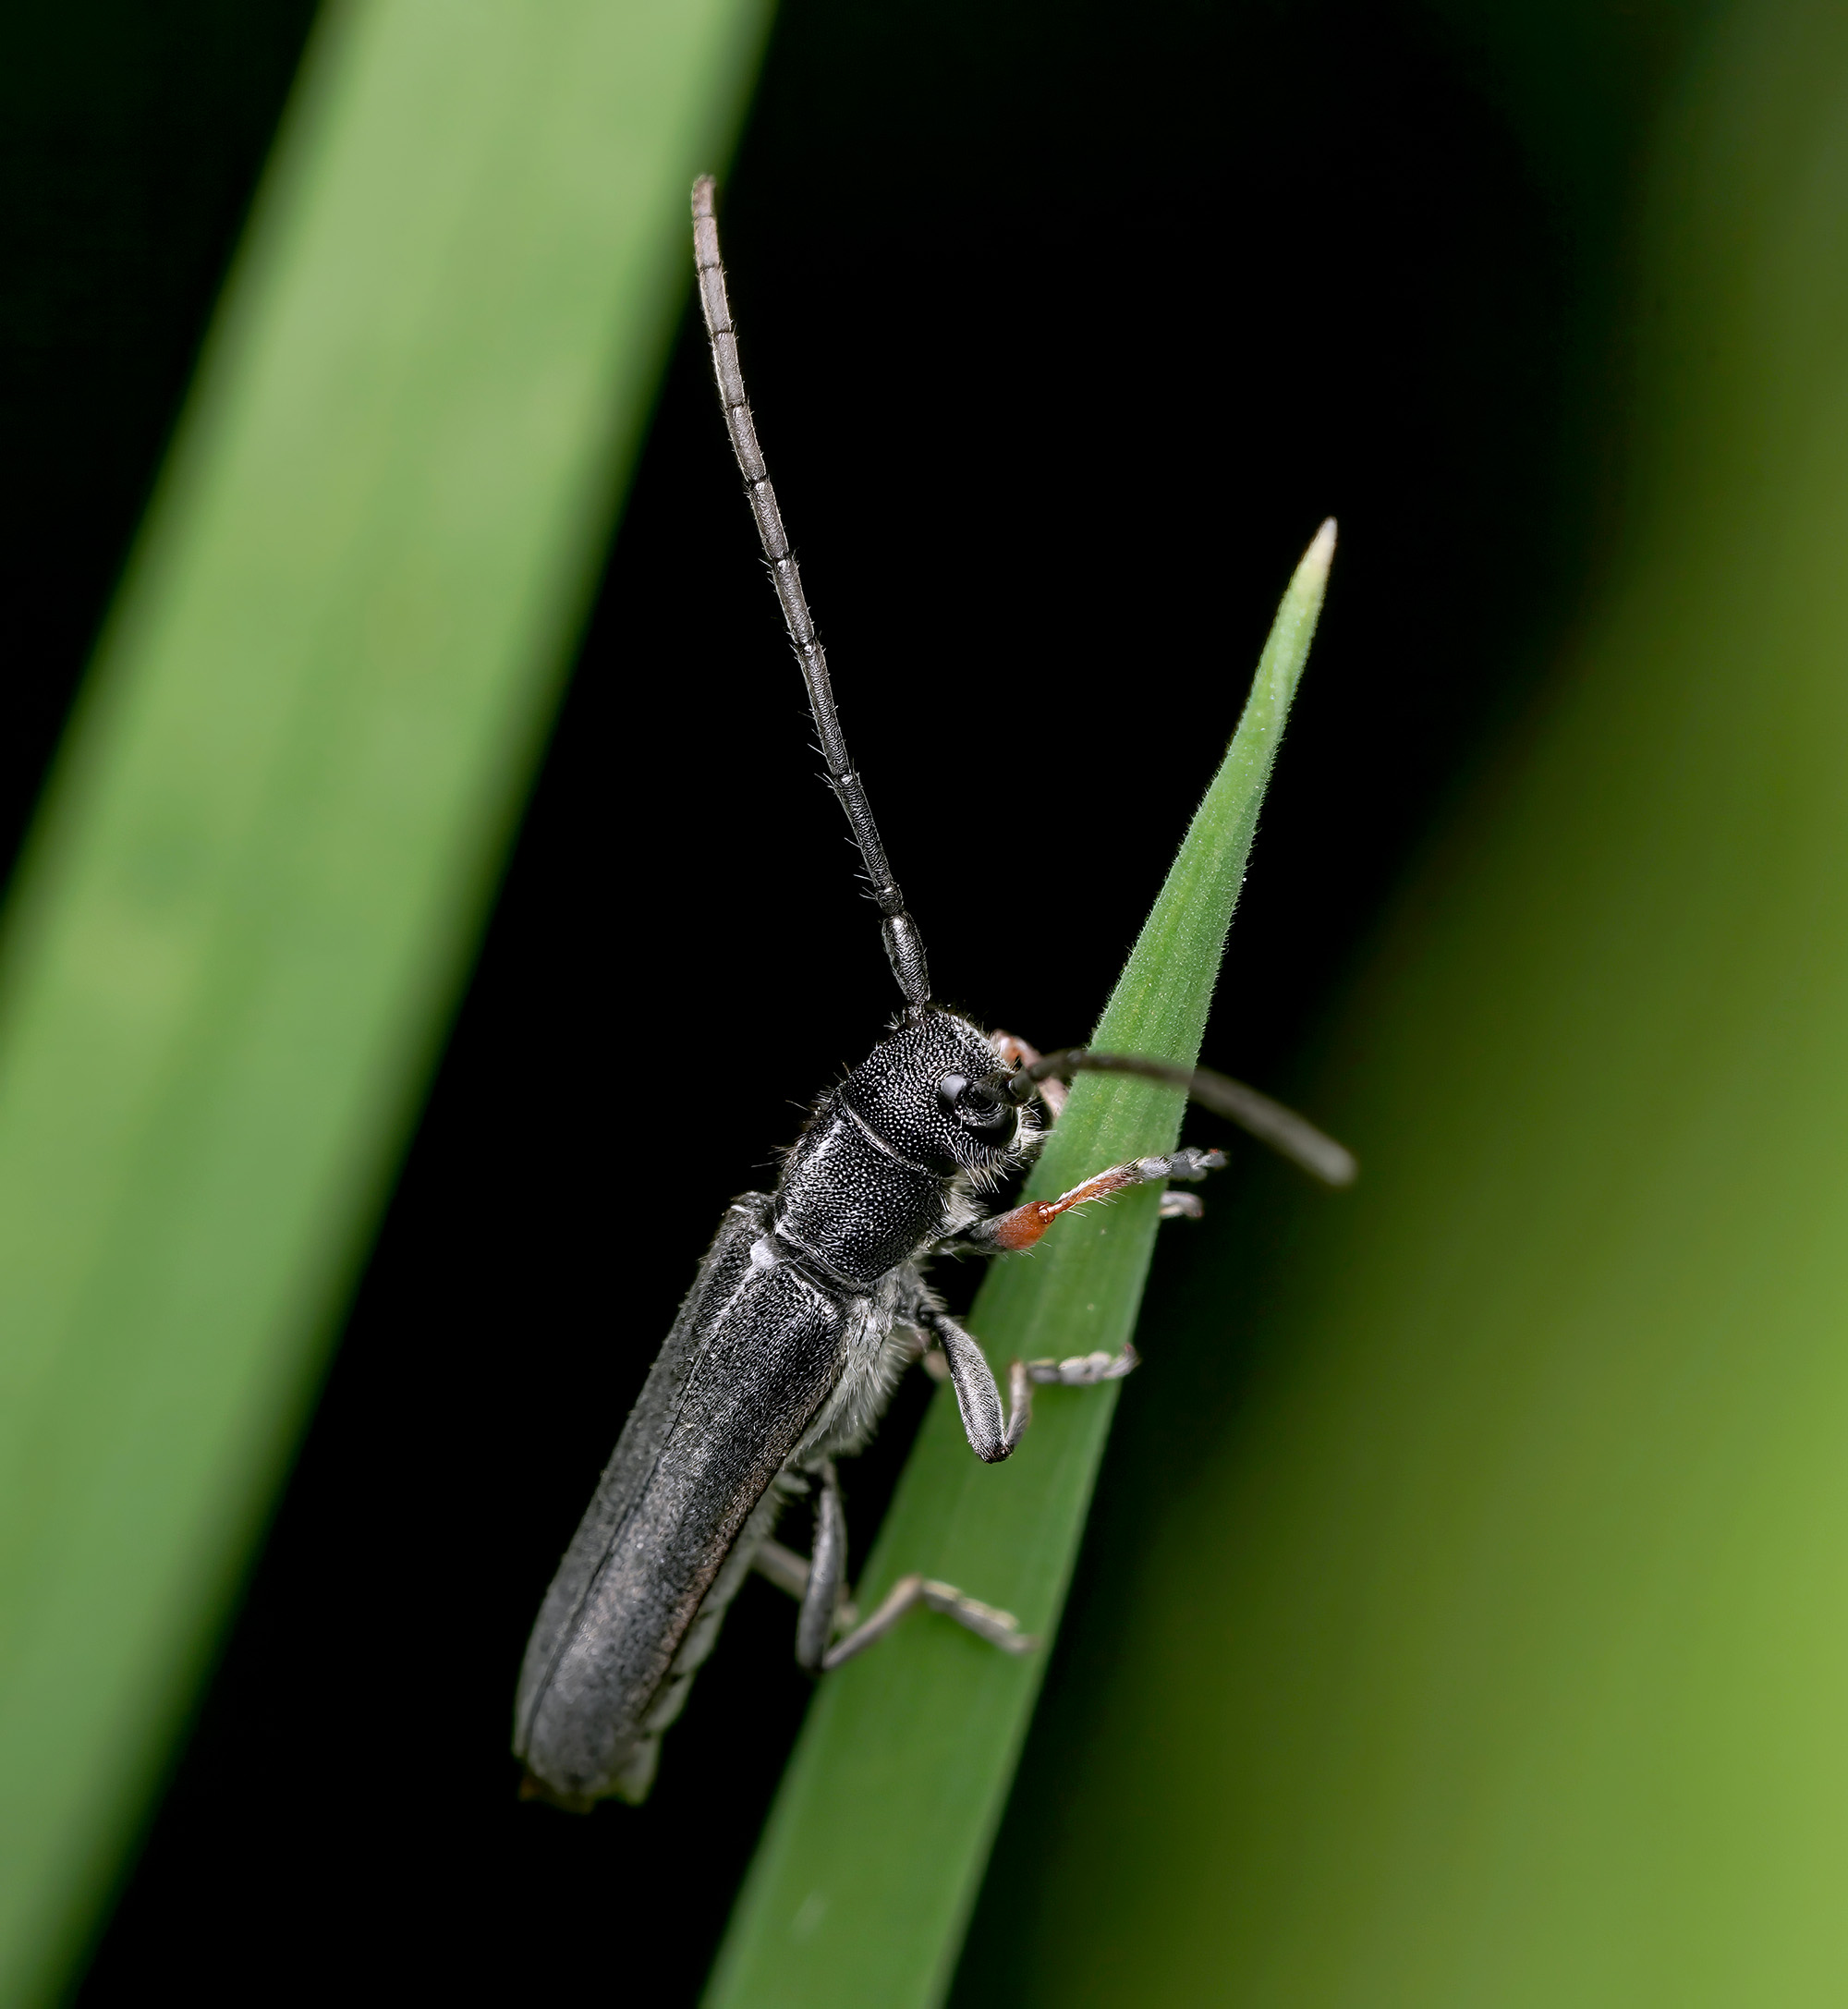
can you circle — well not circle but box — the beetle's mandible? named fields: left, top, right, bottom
left=512, top=177, right=1354, bottom=1811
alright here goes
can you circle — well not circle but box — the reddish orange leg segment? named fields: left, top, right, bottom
left=976, top=1145, right=1226, bottom=1252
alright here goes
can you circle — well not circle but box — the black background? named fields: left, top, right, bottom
left=1, top=1, right=1623, bottom=2000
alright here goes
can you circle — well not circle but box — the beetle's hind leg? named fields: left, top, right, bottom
left=752, top=1460, right=1032, bottom=1670
left=751, top=1461, right=856, bottom=1669
left=795, top=1460, right=847, bottom=1670
left=821, top=1575, right=1032, bottom=1671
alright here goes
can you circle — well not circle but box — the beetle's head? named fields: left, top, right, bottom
left=839, top=1009, right=1028, bottom=1177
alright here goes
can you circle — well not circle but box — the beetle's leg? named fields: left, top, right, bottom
left=983, top=1043, right=1206, bottom=1218
left=982, top=1044, right=1211, bottom=1220
left=752, top=1538, right=811, bottom=1601
left=753, top=1469, right=864, bottom=1654
left=961, top=1144, right=1227, bottom=1255
left=1022, top=1339, right=1141, bottom=1387
left=751, top=1423, right=1036, bottom=1669
left=756, top=1542, right=1031, bottom=1670
left=753, top=1540, right=864, bottom=1629
left=794, top=1462, right=848, bottom=1671
left=923, top=1306, right=1034, bottom=1463
left=988, top=1029, right=1068, bottom=1121
left=821, top=1574, right=1034, bottom=1671
left=895, top=1317, right=953, bottom=1383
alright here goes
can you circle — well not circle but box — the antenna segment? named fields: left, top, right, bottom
left=692, top=177, right=931, bottom=1007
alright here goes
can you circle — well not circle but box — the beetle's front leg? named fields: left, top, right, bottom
left=918, top=1146, right=1225, bottom=1451
left=988, top=1029, right=1067, bottom=1120
left=991, top=1033, right=1208, bottom=1224
left=961, top=1144, right=1226, bottom=1255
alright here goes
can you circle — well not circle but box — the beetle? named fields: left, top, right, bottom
left=512, top=177, right=1353, bottom=1811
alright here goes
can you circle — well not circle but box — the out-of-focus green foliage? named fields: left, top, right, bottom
left=705, top=531, right=1334, bottom=2009
left=15, top=0, right=1848, bottom=2000
left=0, top=4, right=770, bottom=2001
left=954, top=2, right=1848, bottom=2003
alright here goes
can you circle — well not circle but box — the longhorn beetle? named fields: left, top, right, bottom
left=513, top=177, right=1355, bottom=1810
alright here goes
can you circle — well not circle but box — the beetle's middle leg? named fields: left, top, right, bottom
left=922, top=1304, right=1034, bottom=1463
left=899, top=1317, right=1133, bottom=1389
left=918, top=1300, right=1140, bottom=1465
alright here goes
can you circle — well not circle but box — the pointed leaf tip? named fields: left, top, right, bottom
left=1256, top=519, right=1335, bottom=712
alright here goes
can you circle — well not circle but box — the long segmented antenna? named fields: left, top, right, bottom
left=692, top=177, right=931, bottom=1007
left=988, top=1048, right=1358, bottom=1187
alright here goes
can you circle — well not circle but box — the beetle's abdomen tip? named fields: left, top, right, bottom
left=517, top=1768, right=596, bottom=1815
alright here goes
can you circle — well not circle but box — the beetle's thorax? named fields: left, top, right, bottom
left=770, top=1009, right=1033, bottom=1290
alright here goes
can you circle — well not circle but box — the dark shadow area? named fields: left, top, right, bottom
left=32, top=0, right=1629, bottom=2000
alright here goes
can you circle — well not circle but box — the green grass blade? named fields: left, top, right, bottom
left=951, top=6, right=1848, bottom=2000
left=703, top=521, right=1337, bottom=2009
left=0, top=4, right=772, bottom=2000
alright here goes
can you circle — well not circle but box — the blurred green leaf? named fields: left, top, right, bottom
left=0, top=3, right=772, bottom=2000
left=704, top=525, right=1335, bottom=2009
left=950, top=2, right=1848, bottom=2003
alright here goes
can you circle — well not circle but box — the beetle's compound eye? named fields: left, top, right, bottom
left=937, top=1073, right=970, bottom=1116
left=938, top=1072, right=1016, bottom=1145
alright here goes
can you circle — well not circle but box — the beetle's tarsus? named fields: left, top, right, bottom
left=1024, top=1341, right=1138, bottom=1386
left=972, top=1144, right=1231, bottom=1253
left=821, top=1571, right=1034, bottom=1671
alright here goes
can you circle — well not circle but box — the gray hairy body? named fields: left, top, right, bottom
left=512, top=1017, right=1013, bottom=1808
